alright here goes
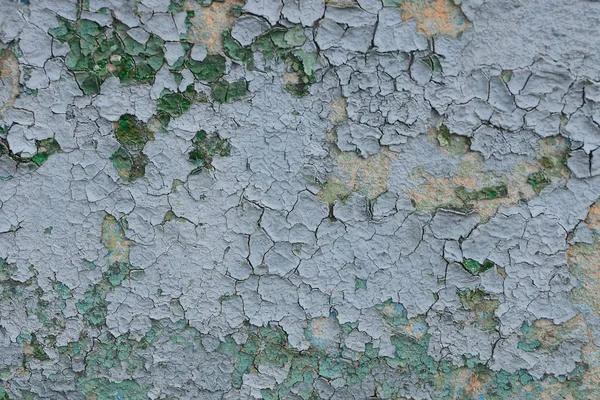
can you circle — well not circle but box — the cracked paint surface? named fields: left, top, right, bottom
left=0, top=0, right=600, bottom=399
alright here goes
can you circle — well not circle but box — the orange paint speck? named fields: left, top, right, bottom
left=401, top=0, right=470, bottom=38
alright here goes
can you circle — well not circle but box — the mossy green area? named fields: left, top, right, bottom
left=462, top=258, right=495, bottom=275
left=422, top=54, right=443, bottom=73
left=501, top=69, right=513, bottom=83
left=157, top=85, right=198, bottom=126
left=0, top=259, right=35, bottom=298
left=527, top=171, right=551, bottom=194
left=48, top=12, right=312, bottom=113
left=111, top=114, right=152, bottom=182
left=458, top=289, right=500, bottom=332
left=49, top=18, right=165, bottom=94
left=525, top=137, right=570, bottom=194
left=0, top=261, right=62, bottom=370
left=17, top=333, right=49, bottom=361
left=114, top=114, right=151, bottom=152
left=316, top=176, right=352, bottom=205
left=188, top=129, right=230, bottom=173
left=456, top=183, right=508, bottom=203
left=60, top=329, right=156, bottom=399
left=436, top=124, right=471, bottom=155
left=77, top=378, right=147, bottom=400
left=31, top=138, right=62, bottom=166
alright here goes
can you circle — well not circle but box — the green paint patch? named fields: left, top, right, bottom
left=212, top=79, right=248, bottom=103
left=49, top=18, right=165, bottom=94
left=230, top=4, right=244, bottom=17
left=390, top=333, right=449, bottom=380
left=382, top=0, right=403, bottom=6
left=211, top=79, right=245, bottom=103
left=32, top=138, right=61, bottom=166
left=75, top=214, right=137, bottom=325
left=316, top=176, right=352, bottom=205
left=252, top=26, right=317, bottom=97
left=188, top=129, right=230, bottom=173
left=0, top=135, right=61, bottom=169
left=222, top=30, right=253, bottom=65
left=458, top=289, right=500, bottom=332
left=111, top=114, right=152, bottom=182
left=187, top=54, right=226, bottom=83
left=376, top=300, right=409, bottom=328
left=355, top=277, right=367, bottom=290
left=55, top=282, right=73, bottom=300
left=156, top=85, right=198, bottom=126
left=20, top=333, right=50, bottom=361
left=0, top=259, right=35, bottom=298
left=501, top=69, right=513, bottom=83
left=526, top=137, right=570, bottom=194
left=456, top=184, right=508, bottom=202
left=110, top=148, right=149, bottom=182
left=162, top=210, right=187, bottom=224
left=78, top=378, right=147, bottom=400
left=518, top=322, right=543, bottom=352
left=106, top=261, right=131, bottom=287
left=221, top=323, right=378, bottom=397
left=76, top=284, right=107, bottom=326
left=461, top=258, right=495, bottom=275
left=421, top=54, right=443, bottom=73
left=526, top=142, right=569, bottom=194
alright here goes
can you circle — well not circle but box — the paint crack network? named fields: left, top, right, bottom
left=0, top=0, right=599, bottom=399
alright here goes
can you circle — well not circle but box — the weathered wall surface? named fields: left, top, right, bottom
left=0, top=0, right=599, bottom=398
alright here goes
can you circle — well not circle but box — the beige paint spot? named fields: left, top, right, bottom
left=527, top=316, right=588, bottom=350
left=328, top=96, right=348, bottom=125
left=401, top=0, right=470, bottom=38
left=565, top=205, right=600, bottom=398
left=283, top=72, right=299, bottom=85
left=333, top=147, right=397, bottom=199
left=464, top=371, right=484, bottom=398
left=100, top=214, right=131, bottom=264
left=185, top=0, right=244, bottom=54
left=0, top=48, right=20, bottom=117
left=318, top=97, right=396, bottom=201
left=325, top=0, right=358, bottom=7
left=568, top=218, right=600, bottom=314
left=585, top=202, right=600, bottom=231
